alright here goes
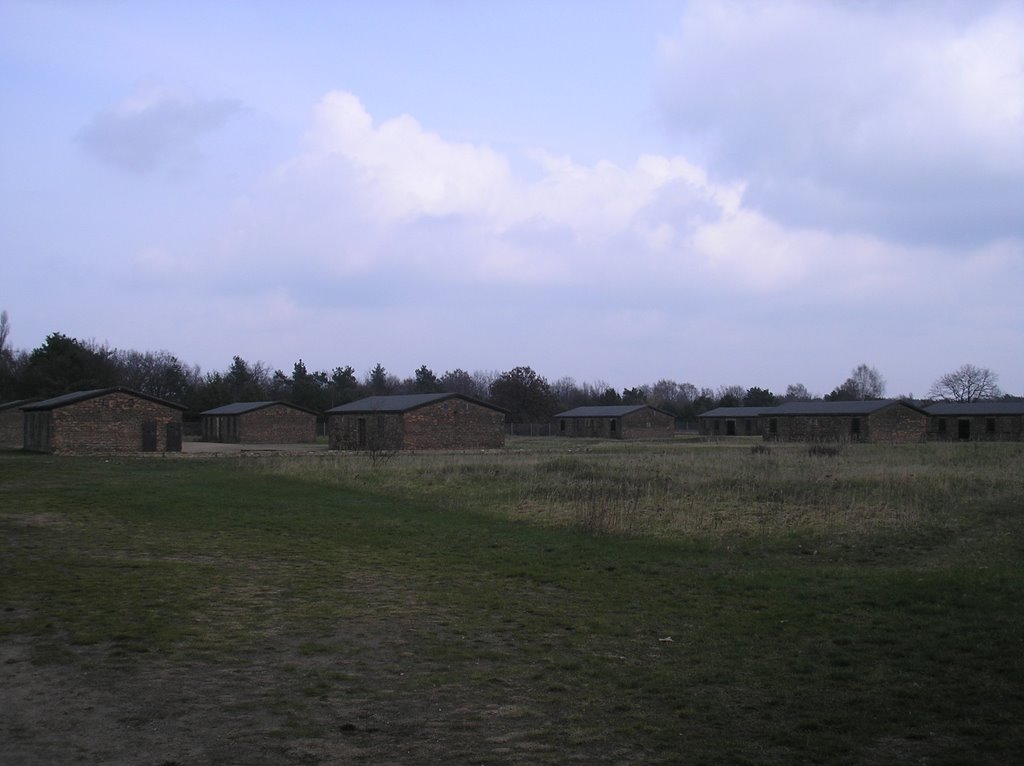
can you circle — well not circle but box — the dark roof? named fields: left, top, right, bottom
left=200, top=401, right=320, bottom=416
left=326, top=393, right=506, bottom=415
left=556, top=405, right=672, bottom=418
left=0, top=398, right=42, bottom=412
left=926, top=401, right=1024, bottom=416
left=699, top=406, right=771, bottom=418
left=770, top=400, right=927, bottom=417
left=21, top=388, right=186, bottom=412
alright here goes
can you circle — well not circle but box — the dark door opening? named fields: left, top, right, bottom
left=142, top=421, right=157, bottom=451
left=357, top=417, right=367, bottom=448
left=166, top=422, right=182, bottom=452
left=726, top=420, right=736, bottom=436
left=957, top=419, right=971, bottom=440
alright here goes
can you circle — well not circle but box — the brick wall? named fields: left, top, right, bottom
left=0, top=409, right=23, bottom=448
left=621, top=408, right=676, bottom=440
left=774, top=404, right=926, bottom=443
left=328, top=413, right=404, bottom=451
left=402, top=400, right=505, bottom=449
left=699, top=416, right=763, bottom=437
left=927, top=414, right=1024, bottom=441
left=328, top=399, right=504, bottom=450
left=775, top=415, right=850, bottom=442
left=557, top=416, right=617, bottom=438
left=239, top=406, right=317, bottom=443
left=557, top=408, right=674, bottom=440
left=24, top=392, right=183, bottom=454
left=865, top=405, right=928, bottom=443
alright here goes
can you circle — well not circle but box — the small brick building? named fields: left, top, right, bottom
left=555, top=405, right=676, bottom=440
left=200, top=401, right=319, bottom=443
left=0, top=399, right=40, bottom=448
left=764, top=400, right=928, bottom=443
left=925, top=401, right=1024, bottom=441
left=327, top=393, right=506, bottom=451
left=21, top=388, right=185, bottom=454
left=698, top=406, right=769, bottom=437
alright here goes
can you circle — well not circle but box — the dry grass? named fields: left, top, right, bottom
left=241, top=438, right=1024, bottom=544
left=3, top=444, right=1022, bottom=764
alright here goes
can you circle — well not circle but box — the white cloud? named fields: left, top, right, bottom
left=307, top=91, right=511, bottom=221
left=223, top=90, right=751, bottom=289
left=60, top=86, right=1019, bottom=394
left=299, top=91, right=741, bottom=240
left=208, top=88, right=1022, bottom=313
left=77, top=86, right=244, bottom=174
left=657, top=1, right=1024, bottom=245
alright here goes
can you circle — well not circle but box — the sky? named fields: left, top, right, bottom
left=1, top=0, right=1022, bottom=398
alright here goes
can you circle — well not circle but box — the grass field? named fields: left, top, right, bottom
left=2, top=439, right=1022, bottom=764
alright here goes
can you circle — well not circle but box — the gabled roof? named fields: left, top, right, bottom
left=699, top=406, right=771, bottom=418
left=21, top=388, right=186, bottom=411
left=326, top=393, right=506, bottom=415
left=926, top=401, right=1024, bottom=416
left=556, top=405, right=672, bottom=418
left=0, top=398, right=42, bottom=412
left=770, top=399, right=927, bottom=417
left=200, top=400, right=320, bottom=416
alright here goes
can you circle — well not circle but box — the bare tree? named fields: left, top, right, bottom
left=113, top=349, right=195, bottom=401
left=716, top=384, right=746, bottom=407
left=828, top=364, right=886, bottom=400
left=0, top=309, right=16, bottom=399
left=929, top=364, right=1001, bottom=402
left=784, top=383, right=812, bottom=401
left=651, top=378, right=700, bottom=409
left=439, top=368, right=476, bottom=396
left=552, top=376, right=584, bottom=409
left=0, top=310, right=10, bottom=360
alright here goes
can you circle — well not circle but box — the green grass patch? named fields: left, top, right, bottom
left=1, top=442, right=1022, bottom=764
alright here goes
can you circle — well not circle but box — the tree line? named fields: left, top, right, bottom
left=0, top=313, right=1013, bottom=423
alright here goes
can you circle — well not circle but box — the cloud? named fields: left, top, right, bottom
left=196, top=88, right=1016, bottom=309
left=656, top=1, right=1024, bottom=246
left=305, top=91, right=511, bottom=221
left=85, top=87, right=1019, bottom=394
left=77, top=87, right=244, bottom=174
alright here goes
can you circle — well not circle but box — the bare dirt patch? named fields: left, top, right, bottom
left=1, top=620, right=580, bottom=766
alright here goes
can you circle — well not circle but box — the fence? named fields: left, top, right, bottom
left=508, top=423, right=554, bottom=437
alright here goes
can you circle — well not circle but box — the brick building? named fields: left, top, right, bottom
left=926, top=401, right=1024, bottom=441
left=200, top=401, right=319, bottom=443
left=698, top=406, right=769, bottom=437
left=555, top=405, right=676, bottom=440
left=764, top=400, right=928, bottom=443
left=21, top=388, right=185, bottom=454
left=327, top=393, right=506, bottom=451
